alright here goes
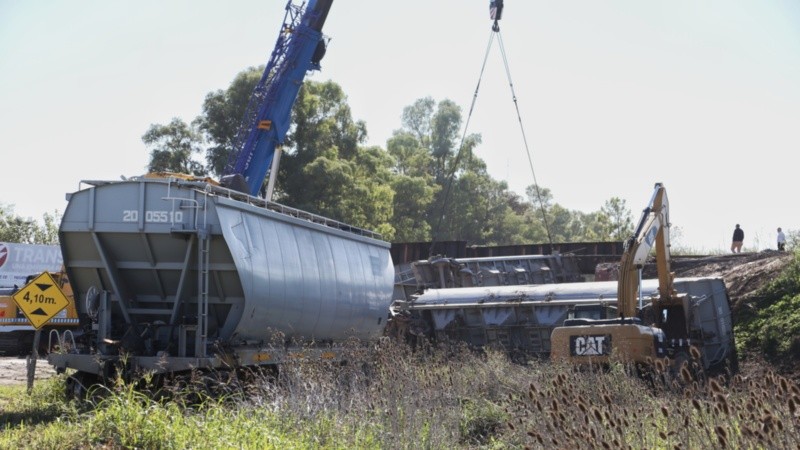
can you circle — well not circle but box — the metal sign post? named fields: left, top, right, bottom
left=26, top=330, right=41, bottom=394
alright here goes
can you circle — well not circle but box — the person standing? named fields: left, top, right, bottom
left=777, top=227, right=786, bottom=251
left=731, top=224, right=744, bottom=253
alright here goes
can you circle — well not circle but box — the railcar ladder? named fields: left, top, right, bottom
left=195, top=225, right=211, bottom=358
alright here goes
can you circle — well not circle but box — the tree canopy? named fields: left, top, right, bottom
left=143, top=68, right=633, bottom=246
left=143, top=118, right=205, bottom=176
left=0, top=204, right=60, bottom=245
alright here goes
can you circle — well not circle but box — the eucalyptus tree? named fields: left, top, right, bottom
left=396, top=96, right=539, bottom=245
left=0, top=204, right=59, bottom=245
left=602, top=197, right=634, bottom=240
left=277, top=81, right=396, bottom=236
left=197, top=67, right=263, bottom=177
left=145, top=69, right=396, bottom=235
left=143, top=118, right=205, bottom=176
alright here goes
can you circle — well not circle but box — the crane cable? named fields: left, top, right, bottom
left=496, top=28, right=555, bottom=252
left=429, top=21, right=555, bottom=256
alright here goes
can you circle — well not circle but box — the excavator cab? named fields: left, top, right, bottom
left=657, top=304, right=689, bottom=340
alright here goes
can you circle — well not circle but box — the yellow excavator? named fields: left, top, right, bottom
left=550, top=182, right=695, bottom=368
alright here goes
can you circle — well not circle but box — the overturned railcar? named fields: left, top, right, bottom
left=48, top=176, right=394, bottom=381
left=391, top=277, right=735, bottom=370
left=393, top=253, right=584, bottom=303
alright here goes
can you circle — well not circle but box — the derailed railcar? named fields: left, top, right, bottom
left=390, top=277, right=736, bottom=371
left=393, top=253, right=584, bottom=303
left=48, top=176, right=394, bottom=387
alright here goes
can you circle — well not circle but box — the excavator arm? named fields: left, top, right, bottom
left=617, top=182, right=676, bottom=318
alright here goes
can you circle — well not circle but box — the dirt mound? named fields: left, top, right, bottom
left=594, top=250, right=793, bottom=303
left=642, top=251, right=793, bottom=326
left=664, top=251, right=793, bottom=300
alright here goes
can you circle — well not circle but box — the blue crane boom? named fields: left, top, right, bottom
left=222, top=0, right=333, bottom=196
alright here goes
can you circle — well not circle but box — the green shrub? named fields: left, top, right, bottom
left=735, top=251, right=800, bottom=364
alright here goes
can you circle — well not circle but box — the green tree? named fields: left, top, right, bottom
left=538, top=196, right=632, bottom=243
left=524, top=184, right=557, bottom=243
left=395, top=96, right=636, bottom=246
left=390, top=175, right=437, bottom=242
left=602, top=197, right=634, bottom=240
left=396, top=96, right=544, bottom=245
left=33, top=211, right=60, bottom=245
left=277, top=81, right=395, bottom=235
left=486, top=202, right=532, bottom=245
left=546, top=204, right=576, bottom=242
left=0, top=206, right=36, bottom=243
left=431, top=174, right=478, bottom=243
left=386, top=132, right=436, bottom=241
left=0, top=204, right=59, bottom=245
left=398, top=97, right=470, bottom=181
left=435, top=170, right=491, bottom=242
left=281, top=82, right=363, bottom=201
left=435, top=162, right=528, bottom=245
left=577, top=211, right=615, bottom=241
left=386, top=131, right=432, bottom=177
left=401, top=97, right=434, bottom=145
left=197, top=67, right=263, bottom=177
left=141, top=70, right=641, bottom=246
left=522, top=185, right=625, bottom=244
left=472, top=179, right=531, bottom=246
left=143, top=118, right=206, bottom=176
left=156, top=67, right=397, bottom=235
left=430, top=100, right=463, bottom=182
left=343, top=146, right=396, bottom=238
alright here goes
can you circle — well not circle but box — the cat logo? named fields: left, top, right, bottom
left=569, top=335, right=611, bottom=356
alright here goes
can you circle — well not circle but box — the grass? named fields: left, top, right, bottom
left=2, top=340, right=799, bottom=449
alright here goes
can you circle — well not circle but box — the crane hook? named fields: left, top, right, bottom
left=490, top=0, right=504, bottom=32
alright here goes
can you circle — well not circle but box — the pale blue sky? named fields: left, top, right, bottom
left=1, top=0, right=798, bottom=252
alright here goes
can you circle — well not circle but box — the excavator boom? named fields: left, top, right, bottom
left=617, top=182, right=674, bottom=318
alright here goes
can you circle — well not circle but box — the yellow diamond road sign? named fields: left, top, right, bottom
left=12, top=272, right=71, bottom=329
